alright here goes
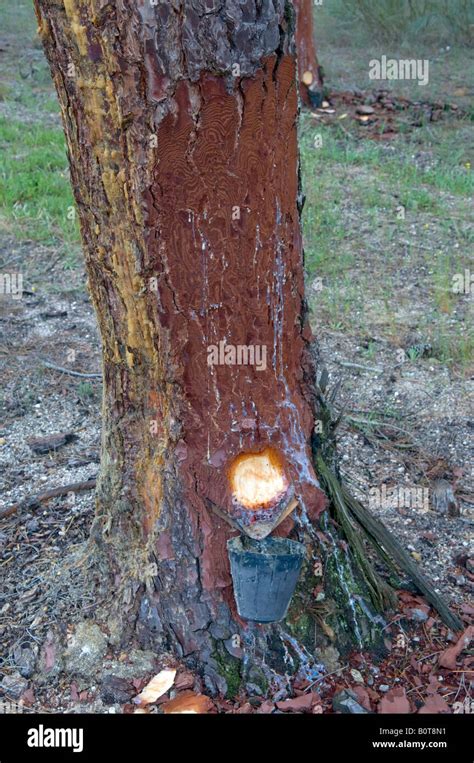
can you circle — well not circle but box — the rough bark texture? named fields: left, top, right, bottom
left=34, top=0, right=379, bottom=695
left=293, top=0, right=324, bottom=107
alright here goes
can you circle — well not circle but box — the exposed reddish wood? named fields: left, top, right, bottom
left=294, top=0, right=324, bottom=107
left=146, top=53, right=326, bottom=587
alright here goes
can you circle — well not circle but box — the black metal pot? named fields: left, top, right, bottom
left=227, top=535, right=306, bottom=623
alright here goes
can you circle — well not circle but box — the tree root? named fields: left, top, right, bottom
left=313, top=372, right=463, bottom=634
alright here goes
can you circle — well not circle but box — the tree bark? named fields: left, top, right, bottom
left=34, top=0, right=384, bottom=696
left=293, top=0, right=324, bottom=107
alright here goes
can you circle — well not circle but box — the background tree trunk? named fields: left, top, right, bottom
left=294, top=0, right=324, bottom=107
left=34, top=0, right=383, bottom=696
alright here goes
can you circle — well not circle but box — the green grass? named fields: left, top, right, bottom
left=300, top=115, right=473, bottom=368
left=0, top=0, right=37, bottom=37
left=0, top=0, right=74, bottom=243
left=0, top=117, right=78, bottom=243
left=337, top=0, right=473, bottom=45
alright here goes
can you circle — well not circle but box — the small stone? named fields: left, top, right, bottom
left=13, top=644, right=37, bottom=678
left=224, top=637, right=243, bottom=660
left=333, top=690, right=369, bottom=714
left=356, top=105, right=375, bottom=115
left=100, top=675, right=133, bottom=704
left=102, top=649, right=158, bottom=681
left=64, top=622, right=108, bottom=678
left=0, top=673, right=28, bottom=699
left=316, top=645, right=341, bottom=673
left=411, top=608, right=429, bottom=623
left=421, top=532, right=436, bottom=544
left=379, top=684, right=390, bottom=692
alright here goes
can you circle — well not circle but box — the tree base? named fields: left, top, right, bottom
left=35, top=496, right=389, bottom=700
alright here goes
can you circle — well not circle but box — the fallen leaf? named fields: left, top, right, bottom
left=350, top=668, right=364, bottom=684
left=163, top=690, right=214, bottom=714
left=235, top=702, right=253, bottom=714
left=352, top=686, right=372, bottom=711
left=135, top=668, right=176, bottom=705
left=438, top=627, right=473, bottom=669
left=426, top=675, right=441, bottom=695
left=418, top=695, right=451, bottom=714
left=379, top=687, right=411, bottom=714
left=256, top=700, right=276, bottom=714
left=20, top=688, right=35, bottom=706
left=276, top=693, right=316, bottom=712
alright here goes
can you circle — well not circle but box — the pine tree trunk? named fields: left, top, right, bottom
left=34, top=0, right=383, bottom=696
left=294, top=0, right=324, bottom=107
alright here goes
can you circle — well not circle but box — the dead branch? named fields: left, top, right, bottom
left=316, top=454, right=463, bottom=632
left=0, top=477, right=97, bottom=521
left=337, top=361, right=384, bottom=373
left=39, top=358, right=102, bottom=379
